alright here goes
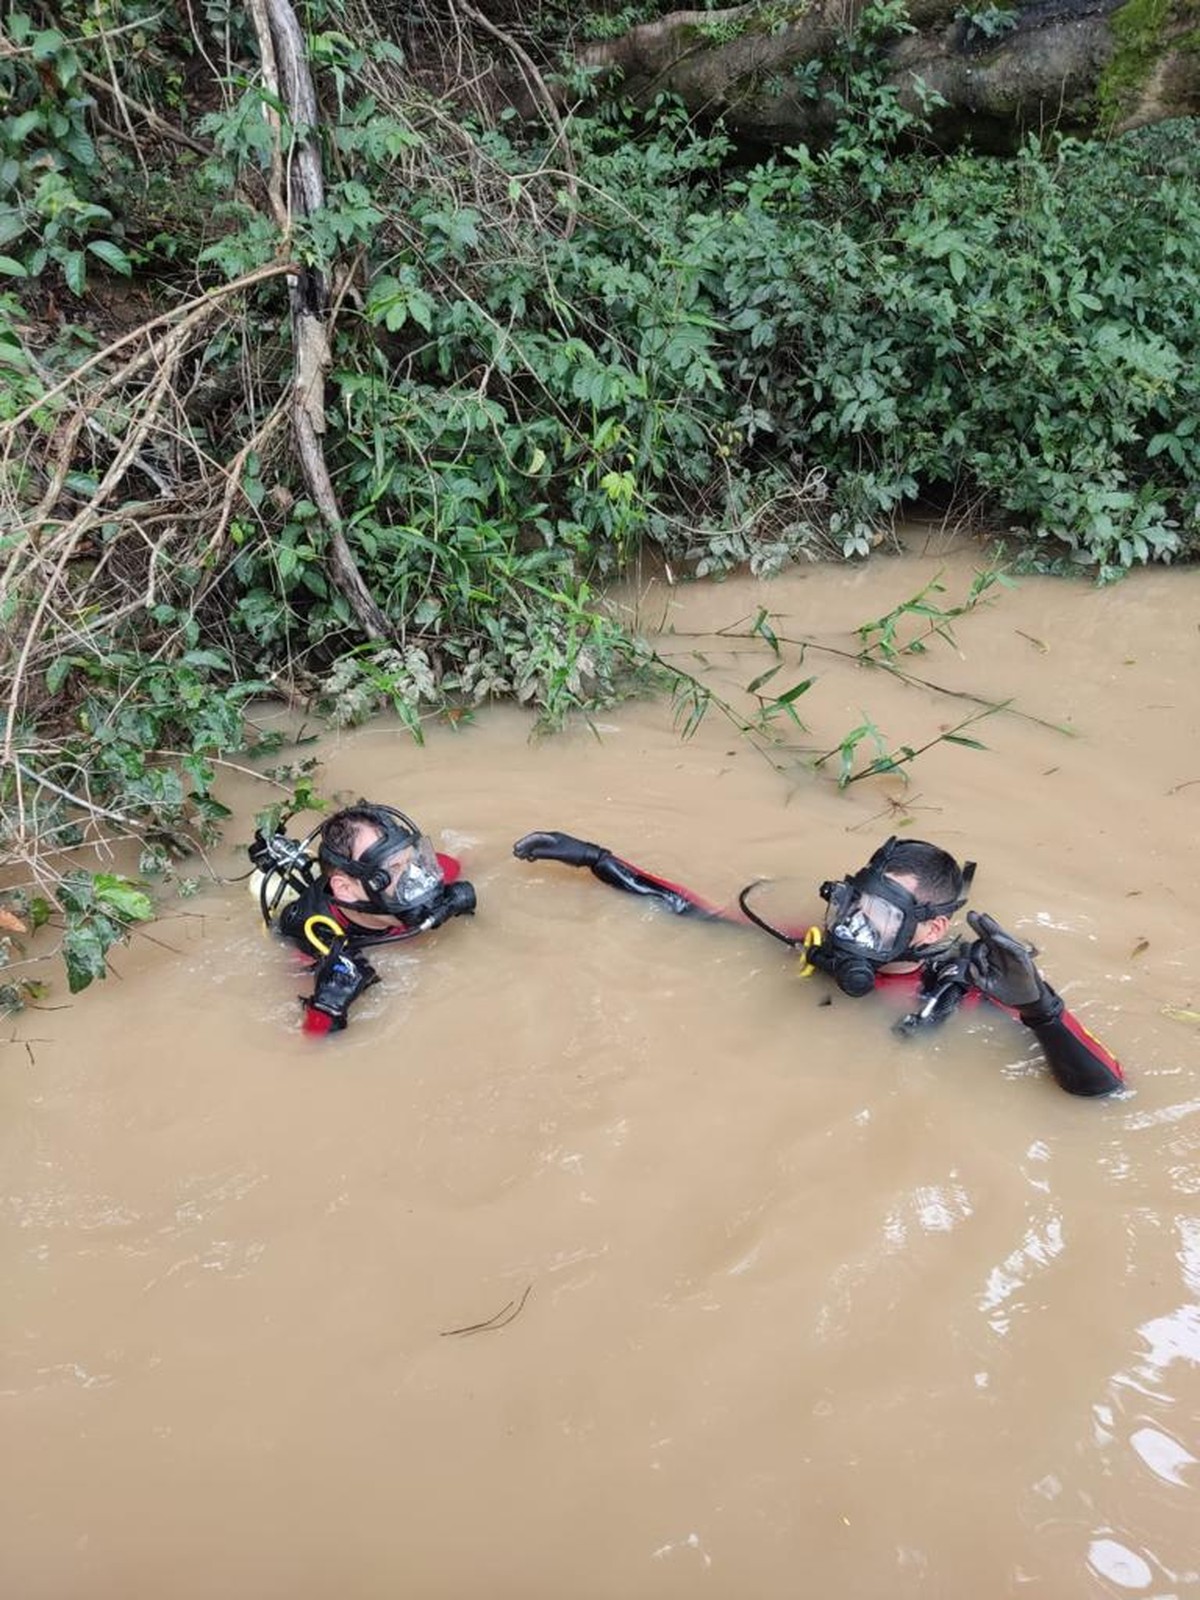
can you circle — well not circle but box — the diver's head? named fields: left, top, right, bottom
left=320, top=802, right=444, bottom=926
left=818, top=837, right=974, bottom=995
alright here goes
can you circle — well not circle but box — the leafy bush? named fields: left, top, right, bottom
left=0, top=9, right=140, bottom=289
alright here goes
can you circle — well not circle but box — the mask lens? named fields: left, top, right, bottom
left=828, top=889, right=904, bottom=958
left=388, top=834, right=442, bottom=909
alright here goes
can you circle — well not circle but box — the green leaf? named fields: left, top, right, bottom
left=941, top=734, right=988, bottom=749
left=0, top=207, right=26, bottom=248
left=94, top=876, right=154, bottom=923
left=179, top=648, right=230, bottom=670
left=45, top=655, right=73, bottom=693
left=62, top=923, right=109, bottom=993
left=32, top=28, right=65, bottom=60
left=62, top=249, right=86, bottom=295
left=775, top=677, right=815, bottom=705
left=7, top=110, right=42, bottom=143
left=407, top=289, right=435, bottom=332
left=746, top=662, right=784, bottom=694
left=0, top=256, right=27, bottom=278
left=750, top=609, right=779, bottom=656
left=86, top=239, right=132, bottom=275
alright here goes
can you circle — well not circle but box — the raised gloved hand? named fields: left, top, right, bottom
left=513, top=831, right=608, bottom=869
left=965, top=910, right=1054, bottom=1016
left=303, top=945, right=379, bottom=1032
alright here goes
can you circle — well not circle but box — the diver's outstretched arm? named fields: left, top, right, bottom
left=513, top=831, right=730, bottom=921
left=965, top=911, right=1124, bottom=1097
left=1013, top=989, right=1125, bottom=1097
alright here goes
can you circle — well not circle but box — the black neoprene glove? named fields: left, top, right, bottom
left=513, top=831, right=608, bottom=869
left=965, top=910, right=1058, bottom=1019
left=303, top=945, right=379, bottom=1031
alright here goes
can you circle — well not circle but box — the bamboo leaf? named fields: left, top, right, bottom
left=775, top=677, right=816, bottom=705
left=746, top=662, right=784, bottom=695
left=751, top=609, right=780, bottom=656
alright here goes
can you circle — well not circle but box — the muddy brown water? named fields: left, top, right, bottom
left=2, top=540, right=1199, bottom=1598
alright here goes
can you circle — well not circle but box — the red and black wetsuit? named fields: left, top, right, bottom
left=574, top=852, right=1125, bottom=1098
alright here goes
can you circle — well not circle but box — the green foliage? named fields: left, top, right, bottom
left=814, top=705, right=998, bottom=787
left=58, top=871, right=154, bottom=993
left=0, top=10, right=136, bottom=289
left=0, top=635, right=275, bottom=1012
left=7, top=0, right=1200, bottom=1011
left=0, top=871, right=153, bottom=1007
left=652, top=569, right=1021, bottom=787
left=855, top=570, right=1010, bottom=660
left=1098, top=0, right=1176, bottom=129
left=28, top=643, right=267, bottom=855
left=954, top=3, right=1020, bottom=44
left=702, top=122, right=1200, bottom=573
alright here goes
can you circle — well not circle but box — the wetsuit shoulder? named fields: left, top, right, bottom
left=437, top=851, right=461, bottom=883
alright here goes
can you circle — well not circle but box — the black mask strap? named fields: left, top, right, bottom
left=860, top=836, right=974, bottom=921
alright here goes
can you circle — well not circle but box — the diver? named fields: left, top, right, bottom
left=249, top=802, right=476, bottom=1034
left=512, top=830, right=1124, bottom=1097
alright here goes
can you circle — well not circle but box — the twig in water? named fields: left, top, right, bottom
left=847, top=793, right=943, bottom=832
left=441, top=1283, right=533, bottom=1336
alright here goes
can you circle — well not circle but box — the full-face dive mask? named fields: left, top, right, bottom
left=738, top=837, right=974, bottom=999
left=815, top=837, right=974, bottom=996
left=316, top=804, right=445, bottom=925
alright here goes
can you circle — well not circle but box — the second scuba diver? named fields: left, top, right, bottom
left=512, top=830, right=1125, bottom=1097
left=249, top=802, right=477, bottom=1034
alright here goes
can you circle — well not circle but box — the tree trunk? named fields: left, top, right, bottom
left=249, top=0, right=392, bottom=642
left=571, top=0, right=1200, bottom=153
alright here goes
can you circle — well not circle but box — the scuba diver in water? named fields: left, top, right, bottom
left=512, top=830, right=1124, bottom=1097
left=249, top=802, right=476, bottom=1034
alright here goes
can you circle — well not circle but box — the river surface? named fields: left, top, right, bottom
left=2, top=539, right=1198, bottom=1598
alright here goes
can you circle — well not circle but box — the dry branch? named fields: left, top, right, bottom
left=453, top=0, right=578, bottom=236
